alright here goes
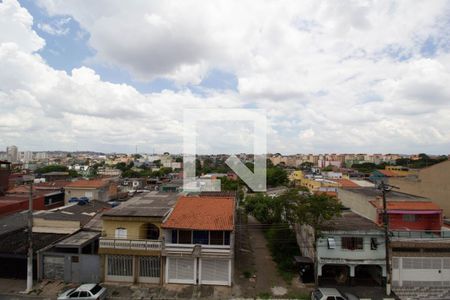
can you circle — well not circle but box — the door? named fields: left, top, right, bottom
left=166, top=257, right=196, bottom=284
left=199, top=258, right=231, bottom=286
left=43, top=255, right=64, bottom=280
left=71, top=256, right=80, bottom=283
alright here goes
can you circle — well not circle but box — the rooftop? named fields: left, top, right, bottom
left=56, top=231, right=100, bottom=248
left=339, top=187, right=428, bottom=201
left=322, top=211, right=381, bottom=232
left=103, top=191, right=179, bottom=218
left=0, top=211, right=28, bottom=235
left=162, top=195, right=235, bottom=231
left=0, top=228, right=66, bottom=254
left=65, top=179, right=108, bottom=189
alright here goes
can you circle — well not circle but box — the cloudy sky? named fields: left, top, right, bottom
left=1, top=0, right=450, bottom=154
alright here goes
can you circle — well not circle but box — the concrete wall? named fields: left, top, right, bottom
left=389, top=160, right=450, bottom=218
left=65, top=187, right=109, bottom=204
left=337, top=189, right=378, bottom=222
left=40, top=253, right=100, bottom=283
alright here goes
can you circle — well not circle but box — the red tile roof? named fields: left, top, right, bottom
left=334, top=178, right=360, bottom=188
left=65, top=179, right=108, bottom=189
left=162, top=196, right=235, bottom=231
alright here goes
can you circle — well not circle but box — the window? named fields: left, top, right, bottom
left=71, top=256, right=79, bottom=263
left=171, top=230, right=178, bottom=243
left=224, top=231, right=231, bottom=245
left=79, top=291, right=89, bottom=297
left=327, top=238, right=336, bottom=249
left=69, top=291, right=80, bottom=298
left=210, top=231, right=224, bottom=245
left=115, top=227, right=127, bottom=239
left=90, top=285, right=102, bottom=295
left=371, top=238, right=378, bottom=250
left=193, top=231, right=209, bottom=245
left=178, top=230, right=192, bottom=244
left=402, top=214, right=416, bottom=222
left=145, top=223, right=160, bottom=240
left=341, top=237, right=363, bottom=250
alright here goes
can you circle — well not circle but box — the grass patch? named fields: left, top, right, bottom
left=243, top=270, right=252, bottom=278
left=286, top=291, right=310, bottom=299
left=258, top=292, right=272, bottom=299
left=264, top=223, right=300, bottom=284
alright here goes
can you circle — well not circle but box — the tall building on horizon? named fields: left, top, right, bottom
left=6, top=145, right=18, bottom=162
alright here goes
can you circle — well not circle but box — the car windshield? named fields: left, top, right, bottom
left=90, top=284, right=102, bottom=295
left=313, top=289, right=324, bottom=300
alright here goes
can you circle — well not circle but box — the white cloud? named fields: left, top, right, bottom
left=37, top=17, right=71, bottom=36
left=1, top=0, right=450, bottom=153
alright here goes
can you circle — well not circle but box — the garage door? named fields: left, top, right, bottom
left=200, top=258, right=231, bottom=286
left=44, top=256, right=64, bottom=280
left=138, top=256, right=160, bottom=283
left=166, top=257, right=196, bottom=284
left=393, top=257, right=450, bottom=287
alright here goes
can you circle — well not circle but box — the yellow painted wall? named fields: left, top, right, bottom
left=102, top=218, right=163, bottom=240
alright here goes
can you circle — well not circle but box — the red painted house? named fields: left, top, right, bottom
left=371, top=200, right=442, bottom=231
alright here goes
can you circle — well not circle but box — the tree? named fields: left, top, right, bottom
left=292, top=193, right=343, bottom=284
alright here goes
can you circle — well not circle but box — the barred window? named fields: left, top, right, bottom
left=341, top=237, right=363, bottom=250
left=107, top=255, right=133, bottom=276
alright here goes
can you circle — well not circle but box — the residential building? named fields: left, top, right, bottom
left=0, top=161, right=10, bottom=195
left=161, top=195, right=235, bottom=286
left=98, top=191, right=178, bottom=284
left=6, top=145, right=18, bottom=162
left=295, top=211, right=386, bottom=286
left=388, top=160, right=450, bottom=218
left=64, top=179, right=112, bottom=203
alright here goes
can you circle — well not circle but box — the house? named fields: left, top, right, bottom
left=370, top=200, right=442, bottom=232
left=161, top=195, right=235, bottom=286
left=337, top=187, right=436, bottom=227
left=295, top=211, right=386, bottom=286
left=98, top=191, right=178, bottom=284
left=0, top=185, right=65, bottom=217
left=388, top=160, right=450, bottom=217
left=64, top=179, right=112, bottom=203
left=35, top=200, right=110, bottom=283
left=40, top=171, right=70, bottom=182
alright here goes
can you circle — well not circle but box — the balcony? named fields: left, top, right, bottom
left=391, top=230, right=450, bottom=239
left=99, top=238, right=162, bottom=251
left=163, top=243, right=232, bottom=256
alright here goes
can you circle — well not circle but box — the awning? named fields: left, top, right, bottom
left=293, top=256, right=313, bottom=264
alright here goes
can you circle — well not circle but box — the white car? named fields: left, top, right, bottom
left=311, top=288, right=359, bottom=300
left=57, top=284, right=107, bottom=300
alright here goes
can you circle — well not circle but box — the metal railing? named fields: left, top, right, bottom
left=164, top=243, right=232, bottom=254
left=99, top=238, right=162, bottom=250
left=390, top=230, right=450, bottom=239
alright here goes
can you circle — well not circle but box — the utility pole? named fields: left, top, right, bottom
left=26, top=176, right=34, bottom=293
left=379, top=181, right=397, bottom=296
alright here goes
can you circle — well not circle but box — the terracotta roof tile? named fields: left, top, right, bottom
left=378, top=170, right=399, bottom=177
left=65, top=179, right=108, bottom=189
left=372, top=200, right=442, bottom=211
left=162, top=196, right=235, bottom=231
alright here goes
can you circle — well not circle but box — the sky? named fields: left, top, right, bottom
left=1, top=0, right=450, bottom=154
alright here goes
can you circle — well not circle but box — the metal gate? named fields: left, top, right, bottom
left=138, top=256, right=160, bottom=283
left=106, top=255, right=133, bottom=282
left=393, top=257, right=450, bottom=287
left=43, top=256, right=64, bottom=280
left=200, top=258, right=230, bottom=286
left=166, top=257, right=196, bottom=284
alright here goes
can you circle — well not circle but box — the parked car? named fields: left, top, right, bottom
left=311, top=288, right=359, bottom=300
left=57, top=284, right=106, bottom=300
left=68, top=197, right=79, bottom=203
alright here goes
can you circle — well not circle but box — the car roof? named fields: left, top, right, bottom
left=76, top=284, right=97, bottom=291
left=318, top=288, right=343, bottom=296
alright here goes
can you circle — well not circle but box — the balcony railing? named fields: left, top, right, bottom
left=164, top=243, right=232, bottom=255
left=99, top=238, right=162, bottom=251
left=391, top=230, right=450, bottom=239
